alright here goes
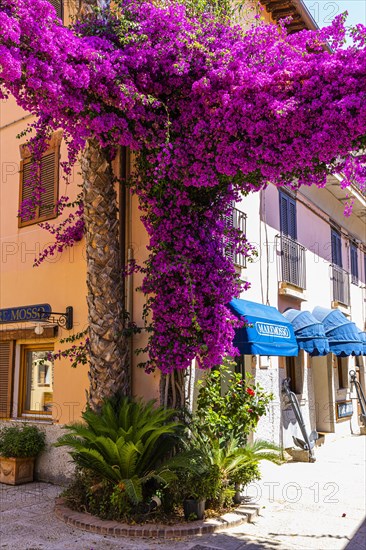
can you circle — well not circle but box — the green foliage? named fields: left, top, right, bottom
left=55, top=397, right=182, bottom=506
left=168, top=460, right=221, bottom=502
left=0, top=424, right=46, bottom=458
left=166, top=422, right=283, bottom=509
left=62, top=469, right=124, bottom=520
left=232, top=460, right=261, bottom=487
left=230, top=439, right=284, bottom=485
left=195, top=359, right=273, bottom=445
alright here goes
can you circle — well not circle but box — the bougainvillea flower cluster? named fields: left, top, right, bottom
left=0, top=0, right=365, bottom=373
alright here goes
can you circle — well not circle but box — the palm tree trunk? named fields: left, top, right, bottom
left=77, top=1, right=130, bottom=410
left=81, top=142, right=130, bottom=410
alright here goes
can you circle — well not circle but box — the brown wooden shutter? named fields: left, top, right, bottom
left=39, top=152, right=57, bottom=218
left=19, top=160, right=37, bottom=224
left=19, top=149, right=59, bottom=227
left=48, top=0, right=63, bottom=21
left=0, top=341, right=14, bottom=418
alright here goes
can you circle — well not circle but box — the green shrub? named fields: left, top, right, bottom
left=232, top=461, right=261, bottom=487
left=195, top=359, right=273, bottom=445
left=0, top=424, right=46, bottom=458
left=167, top=424, right=283, bottom=510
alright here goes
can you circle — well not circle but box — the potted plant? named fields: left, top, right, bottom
left=167, top=468, right=211, bottom=520
left=0, top=424, right=46, bottom=485
left=167, top=433, right=222, bottom=520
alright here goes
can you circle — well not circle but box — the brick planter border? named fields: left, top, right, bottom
left=54, top=498, right=260, bottom=539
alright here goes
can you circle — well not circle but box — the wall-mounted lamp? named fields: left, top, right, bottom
left=34, top=306, right=73, bottom=330
left=34, top=323, right=45, bottom=335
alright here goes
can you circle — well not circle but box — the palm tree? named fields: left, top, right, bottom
left=77, top=1, right=130, bottom=410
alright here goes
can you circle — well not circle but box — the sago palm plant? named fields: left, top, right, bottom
left=167, top=428, right=283, bottom=506
left=186, top=433, right=282, bottom=484
left=55, top=397, right=181, bottom=505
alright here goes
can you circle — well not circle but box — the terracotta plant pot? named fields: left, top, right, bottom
left=183, top=498, right=206, bottom=520
left=0, top=456, right=35, bottom=485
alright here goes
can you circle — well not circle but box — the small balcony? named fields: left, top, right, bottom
left=233, top=208, right=247, bottom=269
left=276, top=234, right=306, bottom=290
left=330, top=264, right=350, bottom=307
left=225, top=208, right=247, bottom=269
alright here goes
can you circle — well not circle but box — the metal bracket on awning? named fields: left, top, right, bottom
left=282, top=378, right=318, bottom=462
left=349, top=370, right=366, bottom=427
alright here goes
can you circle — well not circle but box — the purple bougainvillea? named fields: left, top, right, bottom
left=0, top=0, right=365, bottom=373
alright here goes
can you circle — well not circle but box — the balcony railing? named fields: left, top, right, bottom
left=276, top=234, right=306, bottom=289
left=224, top=208, right=247, bottom=269
left=330, top=264, right=350, bottom=306
left=233, top=208, right=247, bottom=269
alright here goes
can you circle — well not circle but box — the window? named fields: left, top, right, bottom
left=48, top=0, right=63, bottom=21
left=18, top=139, right=60, bottom=228
left=331, top=228, right=342, bottom=267
left=285, top=355, right=303, bottom=394
left=0, top=342, right=15, bottom=418
left=278, top=191, right=306, bottom=288
left=19, top=346, right=54, bottom=416
left=337, top=357, right=347, bottom=389
left=279, top=190, right=297, bottom=239
left=330, top=227, right=350, bottom=305
left=350, top=242, right=359, bottom=285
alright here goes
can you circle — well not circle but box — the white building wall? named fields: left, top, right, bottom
left=232, top=180, right=365, bottom=449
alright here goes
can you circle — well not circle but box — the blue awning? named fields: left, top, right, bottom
left=358, top=330, right=366, bottom=356
left=312, top=307, right=363, bottom=357
left=229, top=298, right=298, bottom=357
left=282, top=309, right=330, bottom=356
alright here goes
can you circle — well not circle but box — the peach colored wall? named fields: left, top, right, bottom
left=0, top=111, right=89, bottom=424
left=0, top=0, right=161, bottom=435
left=129, top=187, right=161, bottom=402
left=0, top=0, right=91, bottom=424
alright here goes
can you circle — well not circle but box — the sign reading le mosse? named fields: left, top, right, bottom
left=255, top=322, right=290, bottom=339
left=0, top=304, right=51, bottom=324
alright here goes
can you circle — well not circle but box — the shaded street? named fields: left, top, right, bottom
left=0, top=433, right=365, bottom=549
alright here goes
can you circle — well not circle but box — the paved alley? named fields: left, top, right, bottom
left=0, top=433, right=365, bottom=550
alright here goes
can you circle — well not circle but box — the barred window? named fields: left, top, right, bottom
left=48, top=0, right=63, bottom=21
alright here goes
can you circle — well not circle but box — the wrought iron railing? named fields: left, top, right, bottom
left=276, top=234, right=306, bottom=289
left=224, top=208, right=247, bottom=269
left=233, top=208, right=247, bottom=269
left=330, top=264, right=350, bottom=306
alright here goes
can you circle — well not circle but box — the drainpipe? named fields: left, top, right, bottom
left=119, top=147, right=128, bottom=305
left=119, top=147, right=134, bottom=393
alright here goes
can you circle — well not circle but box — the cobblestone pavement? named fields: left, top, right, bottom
left=0, top=433, right=365, bottom=550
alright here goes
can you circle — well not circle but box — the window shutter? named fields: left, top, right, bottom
left=0, top=341, right=14, bottom=418
left=39, top=152, right=57, bottom=218
left=350, top=243, right=358, bottom=283
left=279, top=191, right=297, bottom=239
left=48, top=0, right=63, bottom=20
left=279, top=192, right=289, bottom=236
left=20, top=160, right=37, bottom=224
left=288, top=197, right=297, bottom=240
left=19, top=149, right=59, bottom=227
left=331, top=230, right=342, bottom=267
